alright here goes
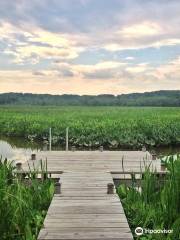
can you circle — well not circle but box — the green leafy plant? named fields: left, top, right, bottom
left=117, top=155, right=180, bottom=240
left=0, top=106, right=180, bottom=148
left=0, top=157, right=54, bottom=240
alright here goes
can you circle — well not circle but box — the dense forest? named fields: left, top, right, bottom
left=0, top=90, right=180, bottom=106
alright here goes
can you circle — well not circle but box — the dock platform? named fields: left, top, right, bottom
left=20, top=151, right=161, bottom=240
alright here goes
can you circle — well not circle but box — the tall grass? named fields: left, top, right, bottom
left=0, top=157, right=54, bottom=240
left=117, top=155, right=180, bottom=239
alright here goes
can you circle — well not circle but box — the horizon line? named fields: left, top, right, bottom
left=0, top=89, right=179, bottom=97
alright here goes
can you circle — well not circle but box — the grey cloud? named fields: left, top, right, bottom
left=54, top=64, right=75, bottom=77
left=82, top=67, right=134, bottom=80
left=0, top=0, right=180, bottom=52
left=83, top=69, right=116, bottom=79
left=32, top=71, right=46, bottom=76
left=0, top=0, right=179, bottom=35
left=58, top=69, right=74, bottom=77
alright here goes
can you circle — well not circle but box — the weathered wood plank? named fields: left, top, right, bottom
left=45, top=213, right=128, bottom=220
left=38, top=230, right=133, bottom=239
left=38, top=170, right=133, bottom=240
left=33, top=151, right=160, bottom=240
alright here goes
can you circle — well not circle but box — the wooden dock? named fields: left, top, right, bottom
left=20, top=151, right=161, bottom=240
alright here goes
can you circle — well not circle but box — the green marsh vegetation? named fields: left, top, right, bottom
left=117, top=155, right=180, bottom=239
left=0, top=157, right=54, bottom=240
left=0, top=106, right=180, bottom=149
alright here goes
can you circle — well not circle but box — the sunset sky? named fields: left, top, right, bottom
left=0, top=0, right=180, bottom=95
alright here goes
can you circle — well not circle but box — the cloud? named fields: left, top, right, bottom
left=125, top=57, right=135, bottom=60
left=119, top=22, right=162, bottom=38
left=149, top=56, right=180, bottom=80
left=126, top=63, right=151, bottom=73
left=83, top=69, right=116, bottom=80
left=0, top=56, right=180, bottom=95
left=1, top=1, right=180, bottom=55
left=1, top=1, right=180, bottom=63
left=32, top=71, right=46, bottom=76
left=54, top=60, right=127, bottom=79
left=0, top=0, right=180, bottom=94
left=0, top=22, right=84, bottom=64
left=103, top=19, right=180, bottom=51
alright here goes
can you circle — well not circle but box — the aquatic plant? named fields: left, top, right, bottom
left=0, top=106, right=180, bottom=148
left=117, top=155, right=180, bottom=239
left=0, top=157, right=54, bottom=240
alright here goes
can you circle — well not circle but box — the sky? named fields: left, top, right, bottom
left=0, top=0, right=180, bottom=95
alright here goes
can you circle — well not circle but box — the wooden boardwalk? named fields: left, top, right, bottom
left=38, top=172, right=133, bottom=240
left=20, top=151, right=161, bottom=240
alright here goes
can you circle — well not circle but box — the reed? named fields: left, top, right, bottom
left=117, top=155, right=180, bottom=239
left=0, top=157, right=54, bottom=240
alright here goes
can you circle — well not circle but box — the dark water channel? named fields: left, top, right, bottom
left=0, top=136, right=179, bottom=162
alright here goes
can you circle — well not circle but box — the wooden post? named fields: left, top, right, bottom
left=72, top=146, right=76, bottom=152
left=107, top=183, right=114, bottom=194
left=55, top=182, right=61, bottom=194
left=49, top=127, right=52, bottom=151
left=66, top=127, right=69, bottom=151
left=161, top=163, right=166, bottom=171
left=16, top=162, right=23, bottom=180
left=99, top=146, right=103, bottom=152
left=16, top=162, right=22, bottom=171
left=31, top=153, right=36, bottom=160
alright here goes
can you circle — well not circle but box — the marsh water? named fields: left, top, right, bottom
left=0, top=136, right=180, bottom=162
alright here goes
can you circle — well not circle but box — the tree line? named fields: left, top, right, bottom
left=0, top=90, right=180, bottom=106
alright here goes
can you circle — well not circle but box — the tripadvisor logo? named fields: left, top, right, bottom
left=135, top=227, right=143, bottom=236
left=135, top=227, right=173, bottom=236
